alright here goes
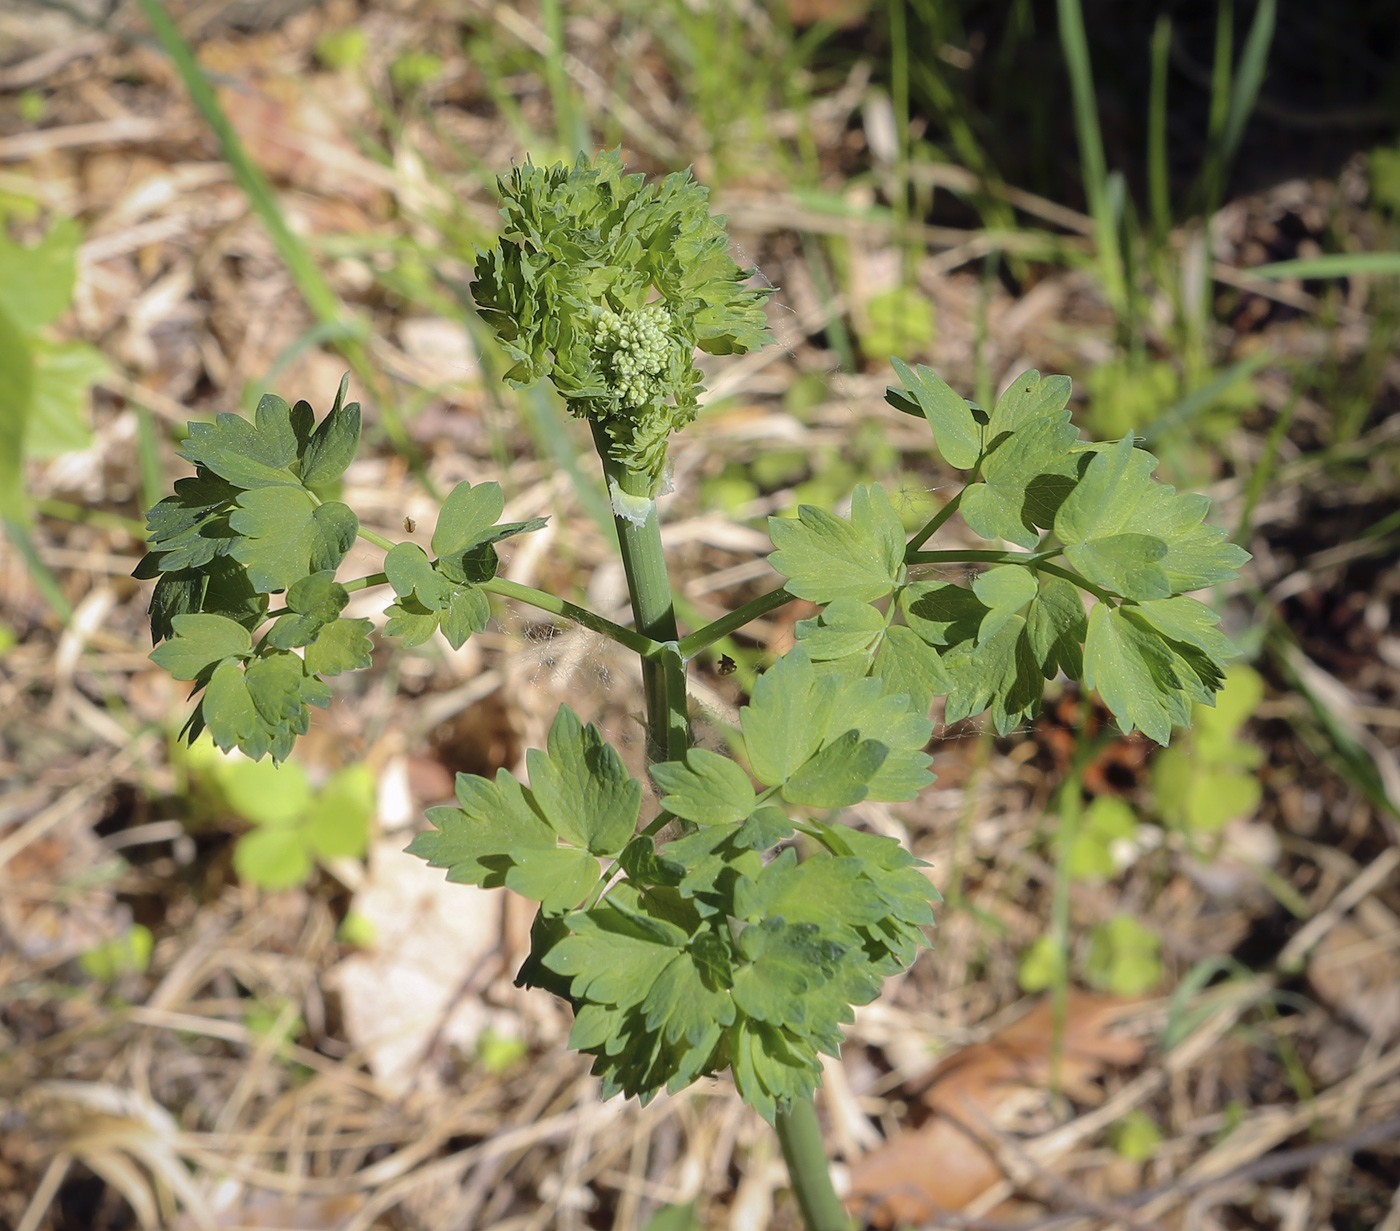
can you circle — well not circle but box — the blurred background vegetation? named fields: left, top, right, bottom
left=2, top=1, right=1399, bottom=1228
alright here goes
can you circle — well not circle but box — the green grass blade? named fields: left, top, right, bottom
left=1148, top=14, right=1172, bottom=237
left=1055, top=0, right=1125, bottom=313
left=1246, top=252, right=1400, bottom=279
left=1221, top=0, right=1277, bottom=170
left=134, top=0, right=346, bottom=331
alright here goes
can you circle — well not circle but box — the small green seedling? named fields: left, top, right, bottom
left=1153, top=664, right=1264, bottom=839
left=80, top=924, right=154, bottom=981
left=1110, top=1108, right=1163, bottom=1162
left=137, top=151, right=1247, bottom=1230
left=1068, top=795, right=1140, bottom=880
left=187, top=739, right=373, bottom=890
left=315, top=27, right=369, bottom=72
left=1086, top=914, right=1163, bottom=997
left=0, top=211, right=110, bottom=522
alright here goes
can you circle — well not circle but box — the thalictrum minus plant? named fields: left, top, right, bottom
left=137, top=150, right=1248, bottom=1231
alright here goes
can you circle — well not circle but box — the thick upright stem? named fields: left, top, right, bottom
left=590, top=428, right=846, bottom=1231
left=590, top=425, right=687, bottom=765
left=775, top=1099, right=850, bottom=1231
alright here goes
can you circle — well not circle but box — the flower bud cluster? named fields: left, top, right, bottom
left=594, top=305, right=672, bottom=408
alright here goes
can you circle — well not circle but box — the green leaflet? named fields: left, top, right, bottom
left=411, top=705, right=638, bottom=908
left=793, top=597, right=886, bottom=661
left=1025, top=574, right=1087, bottom=680
left=143, top=472, right=243, bottom=574
left=266, top=572, right=348, bottom=649
left=886, top=358, right=982, bottom=469
left=527, top=706, right=642, bottom=856
left=303, top=617, right=374, bottom=676
left=985, top=368, right=1074, bottom=438
left=940, top=613, right=1044, bottom=733
left=782, top=730, right=889, bottom=808
left=179, top=394, right=312, bottom=489
left=383, top=541, right=492, bottom=650
left=299, top=375, right=360, bottom=486
left=229, top=489, right=358, bottom=593
left=768, top=483, right=905, bottom=603
left=960, top=413, right=1079, bottom=548
left=651, top=748, right=757, bottom=826
left=1084, top=603, right=1194, bottom=744
left=432, top=480, right=506, bottom=557
left=149, top=613, right=252, bottom=680
left=199, top=653, right=330, bottom=763
left=740, top=647, right=934, bottom=804
left=1056, top=437, right=1250, bottom=596
left=972, top=565, right=1039, bottom=642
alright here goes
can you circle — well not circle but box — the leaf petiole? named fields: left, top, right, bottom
left=677, top=586, right=794, bottom=661
left=482, top=577, right=664, bottom=659
left=906, top=486, right=966, bottom=552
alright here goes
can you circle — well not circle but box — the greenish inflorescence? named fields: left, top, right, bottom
left=471, top=150, right=771, bottom=491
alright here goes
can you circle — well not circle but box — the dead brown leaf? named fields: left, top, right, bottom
left=847, top=993, right=1146, bottom=1225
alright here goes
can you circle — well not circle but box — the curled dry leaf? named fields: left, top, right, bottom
left=846, top=993, right=1146, bottom=1225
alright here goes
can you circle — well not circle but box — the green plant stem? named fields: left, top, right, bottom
left=905, top=547, right=1046, bottom=567
left=590, top=423, right=844, bottom=1228
left=774, top=1098, right=850, bottom=1231
left=484, top=577, right=663, bottom=661
left=677, top=585, right=793, bottom=661
left=1033, top=561, right=1116, bottom=605
left=590, top=425, right=687, bottom=764
left=906, top=487, right=964, bottom=552
left=356, top=525, right=397, bottom=552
